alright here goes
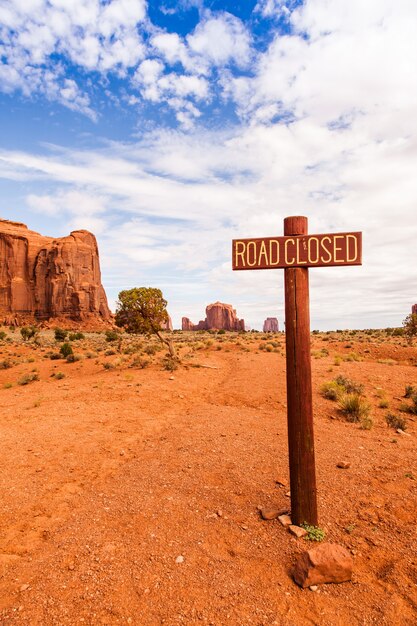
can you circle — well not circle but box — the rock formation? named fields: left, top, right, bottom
left=0, top=219, right=111, bottom=325
left=161, top=315, right=173, bottom=331
left=412, top=304, right=417, bottom=315
left=263, top=317, right=279, bottom=332
left=182, top=302, right=245, bottom=331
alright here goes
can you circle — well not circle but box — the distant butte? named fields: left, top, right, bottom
left=182, top=301, right=245, bottom=331
left=412, top=304, right=417, bottom=315
left=263, top=317, right=279, bottom=332
left=0, top=218, right=112, bottom=326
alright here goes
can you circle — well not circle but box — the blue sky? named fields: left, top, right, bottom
left=1, top=0, right=416, bottom=329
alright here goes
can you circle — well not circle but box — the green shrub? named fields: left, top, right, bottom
left=0, top=359, right=12, bottom=370
left=338, top=393, right=371, bottom=423
left=54, top=328, right=68, bottom=342
left=404, top=385, right=416, bottom=398
left=0, top=331, right=7, bottom=341
left=53, top=372, right=65, bottom=380
left=18, top=372, right=40, bottom=386
left=301, top=524, right=326, bottom=542
left=162, top=356, right=178, bottom=371
left=385, top=413, right=407, bottom=430
left=68, top=332, right=85, bottom=341
left=217, top=329, right=226, bottom=335
left=50, top=353, right=61, bottom=360
left=105, top=330, right=119, bottom=342
left=334, top=375, right=364, bottom=395
left=130, top=356, right=150, bottom=369
left=20, top=326, right=38, bottom=341
left=60, top=343, right=73, bottom=358
left=320, top=380, right=345, bottom=401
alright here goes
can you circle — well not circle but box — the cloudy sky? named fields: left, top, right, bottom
left=1, top=0, right=416, bottom=330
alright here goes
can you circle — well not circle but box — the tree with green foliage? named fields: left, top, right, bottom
left=115, top=287, right=176, bottom=359
left=403, top=313, right=417, bottom=345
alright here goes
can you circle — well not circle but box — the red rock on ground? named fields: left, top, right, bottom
left=0, top=219, right=111, bottom=325
left=293, top=543, right=353, bottom=588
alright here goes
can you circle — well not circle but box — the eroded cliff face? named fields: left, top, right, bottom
left=182, top=302, right=245, bottom=331
left=0, top=219, right=111, bottom=325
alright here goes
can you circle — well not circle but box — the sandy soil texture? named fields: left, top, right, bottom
left=0, top=329, right=416, bottom=625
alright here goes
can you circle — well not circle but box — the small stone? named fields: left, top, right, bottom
left=169, top=376, right=175, bottom=381
left=175, top=555, right=184, bottom=564
left=278, top=514, right=292, bottom=527
left=260, top=507, right=286, bottom=521
left=285, top=491, right=291, bottom=498
left=275, top=478, right=286, bottom=487
left=336, top=461, right=350, bottom=469
left=119, top=450, right=125, bottom=456
left=216, top=510, right=223, bottom=517
left=397, top=428, right=411, bottom=436
left=309, top=585, right=318, bottom=592
left=293, top=543, right=353, bottom=588
left=289, top=525, right=308, bottom=538
left=68, top=563, right=75, bottom=571
left=19, top=584, right=30, bottom=592
left=241, top=524, right=248, bottom=530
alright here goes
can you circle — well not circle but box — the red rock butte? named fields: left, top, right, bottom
left=263, top=317, right=279, bottom=332
left=182, top=301, right=245, bottom=331
left=412, top=304, right=417, bottom=315
left=0, top=219, right=112, bottom=326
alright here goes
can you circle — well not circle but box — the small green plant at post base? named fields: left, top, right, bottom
left=115, top=287, right=177, bottom=361
left=301, top=524, right=326, bottom=542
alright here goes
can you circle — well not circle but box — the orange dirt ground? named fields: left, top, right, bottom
left=0, top=330, right=416, bottom=625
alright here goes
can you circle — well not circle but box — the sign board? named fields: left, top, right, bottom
left=232, top=232, right=362, bottom=270
left=232, top=217, right=363, bottom=526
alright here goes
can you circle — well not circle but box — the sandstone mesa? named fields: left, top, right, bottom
left=182, top=301, right=245, bottom=331
left=0, top=219, right=111, bottom=326
left=263, top=317, right=279, bottom=333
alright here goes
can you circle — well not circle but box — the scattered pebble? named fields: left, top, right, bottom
left=309, top=585, right=318, bottom=592
left=285, top=491, right=291, bottom=498
left=336, top=461, right=350, bottom=469
left=19, top=584, right=30, bottom=592
left=175, top=555, right=185, bottom=564
left=260, top=507, right=282, bottom=521
left=275, top=478, right=286, bottom=487
left=289, top=525, right=307, bottom=538
left=169, top=376, right=175, bottom=381
left=119, top=450, right=125, bottom=456
left=278, top=514, right=292, bottom=527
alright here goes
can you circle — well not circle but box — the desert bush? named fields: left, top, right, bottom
left=404, top=385, right=416, bottom=398
left=105, top=349, right=116, bottom=356
left=334, top=375, right=364, bottom=395
left=378, top=398, right=389, bottom=409
left=0, top=359, right=12, bottom=370
left=54, top=328, right=68, bottom=341
left=144, top=344, right=158, bottom=356
left=53, top=372, right=65, bottom=380
left=162, top=356, right=178, bottom=371
left=385, top=413, right=407, bottom=430
left=50, top=353, right=61, bottom=360
left=20, top=326, right=38, bottom=341
left=60, top=343, right=73, bottom=358
left=68, top=332, right=85, bottom=341
left=66, top=354, right=81, bottom=363
left=400, top=395, right=417, bottom=415
left=105, top=329, right=119, bottom=342
left=103, top=361, right=116, bottom=370
left=130, top=356, right=150, bottom=369
left=320, top=380, right=345, bottom=401
left=217, top=329, right=226, bottom=335
left=18, top=372, right=40, bottom=386
left=338, top=393, right=371, bottom=423
left=0, top=331, right=7, bottom=341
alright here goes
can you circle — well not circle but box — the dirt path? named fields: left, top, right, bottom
left=0, top=342, right=416, bottom=625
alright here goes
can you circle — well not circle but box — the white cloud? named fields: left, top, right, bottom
left=187, top=12, right=252, bottom=68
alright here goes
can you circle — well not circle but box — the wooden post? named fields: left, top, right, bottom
left=284, top=216, right=318, bottom=526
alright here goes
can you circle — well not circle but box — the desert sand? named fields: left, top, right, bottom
left=0, top=329, right=416, bottom=625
